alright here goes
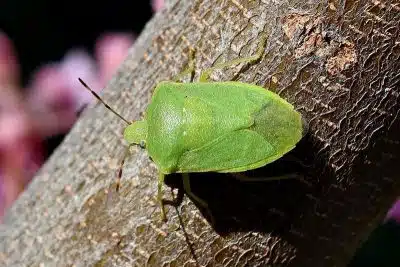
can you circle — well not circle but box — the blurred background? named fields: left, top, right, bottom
left=0, top=0, right=164, bottom=219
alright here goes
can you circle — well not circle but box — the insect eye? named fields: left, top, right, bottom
left=139, top=140, right=146, bottom=149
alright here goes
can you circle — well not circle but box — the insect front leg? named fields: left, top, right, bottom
left=199, top=34, right=268, bottom=82
left=157, top=173, right=168, bottom=221
left=158, top=173, right=186, bottom=222
left=173, top=48, right=196, bottom=82
left=116, top=144, right=133, bottom=191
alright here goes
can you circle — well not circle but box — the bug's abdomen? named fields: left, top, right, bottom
left=249, top=98, right=303, bottom=157
left=176, top=98, right=303, bottom=173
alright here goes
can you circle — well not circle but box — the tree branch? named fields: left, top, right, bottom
left=1, top=0, right=400, bottom=266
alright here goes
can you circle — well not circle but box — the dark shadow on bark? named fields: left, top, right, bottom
left=164, top=133, right=333, bottom=250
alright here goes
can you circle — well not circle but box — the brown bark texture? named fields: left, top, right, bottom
left=1, top=0, right=400, bottom=266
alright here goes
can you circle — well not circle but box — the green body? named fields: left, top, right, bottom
left=80, top=33, right=306, bottom=224
left=124, top=81, right=303, bottom=175
left=79, top=33, right=306, bottom=259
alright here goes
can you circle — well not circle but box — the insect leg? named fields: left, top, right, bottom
left=168, top=189, right=200, bottom=267
left=162, top=187, right=184, bottom=207
left=157, top=173, right=169, bottom=221
left=173, top=48, right=196, bottom=82
left=199, top=34, right=268, bottom=82
left=116, top=145, right=132, bottom=191
left=182, top=173, right=208, bottom=208
left=159, top=175, right=187, bottom=221
left=182, top=173, right=215, bottom=226
left=231, top=172, right=311, bottom=186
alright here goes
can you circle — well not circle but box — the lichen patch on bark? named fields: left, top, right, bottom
left=326, top=42, right=358, bottom=75
left=282, top=14, right=312, bottom=40
left=282, top=14, right=326, bottom=58
left=282, top=13, right=358, bottom=75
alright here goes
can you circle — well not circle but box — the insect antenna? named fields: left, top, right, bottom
left=78, top=78, right=130, bottom=125
left=170, top=189, right=200, bottom=267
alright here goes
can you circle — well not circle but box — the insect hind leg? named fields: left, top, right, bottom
left=231, top=172, right=311, bottom=186
left=199, top=34, right=268, bottom=82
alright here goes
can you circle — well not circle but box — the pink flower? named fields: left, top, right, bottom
left=151, top=0, right=165, bottom=12
left=0, top=31, right=134, bottom=219
left=0, top=31, right=42, bottom=216
left=386, top=198, right=400, bottom=224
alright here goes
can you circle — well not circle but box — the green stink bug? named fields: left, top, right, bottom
left=79, top=34, right=305, bottom=222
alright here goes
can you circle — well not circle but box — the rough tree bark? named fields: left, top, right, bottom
left=1, top=0, right=399, bottom=266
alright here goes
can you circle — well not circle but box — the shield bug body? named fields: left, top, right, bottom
left=79, top=34, right=305, bottom=221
